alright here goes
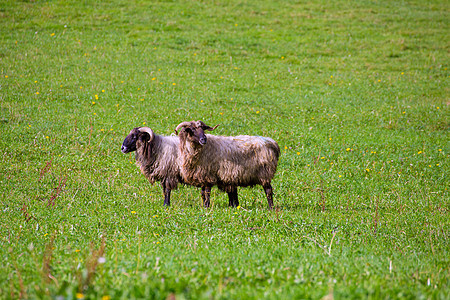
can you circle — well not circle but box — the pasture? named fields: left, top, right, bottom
left=0, top=0, right=448, bottom=299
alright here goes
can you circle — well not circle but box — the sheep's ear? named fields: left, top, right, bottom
left=204, top=124, right=219, bottom=131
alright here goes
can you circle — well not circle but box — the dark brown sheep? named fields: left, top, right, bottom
left=175, top=121, right=280, bottom=208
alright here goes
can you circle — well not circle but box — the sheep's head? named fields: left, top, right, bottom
left=175, top=121, right=219, bottom=146
left=121, top=127, right=155, bottom=153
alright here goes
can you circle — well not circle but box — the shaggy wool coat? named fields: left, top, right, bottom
left=136, top=134, right=182, bottom=191
left=178, top=134, right=280, bottom=192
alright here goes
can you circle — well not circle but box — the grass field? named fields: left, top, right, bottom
left=0, top=0, right=448, bottom=299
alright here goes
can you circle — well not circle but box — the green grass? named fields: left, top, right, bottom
left=0, top=0, right=448, bottom=299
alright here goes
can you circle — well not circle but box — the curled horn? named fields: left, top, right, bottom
left=138, top=127, right=154, bottom=141
left=174, top=121, right=193, bottom=135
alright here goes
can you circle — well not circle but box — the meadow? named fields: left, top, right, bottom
left=0, top=0, right=448, bottom=299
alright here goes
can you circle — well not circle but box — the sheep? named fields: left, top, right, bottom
left=175, top=121, right=280, bottom=209
left=121, top=127, right=182, bottom=206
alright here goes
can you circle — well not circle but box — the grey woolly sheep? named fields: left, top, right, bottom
left=121, top=127, right=182, bottom=206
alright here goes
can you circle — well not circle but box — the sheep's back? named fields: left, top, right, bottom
left=199, top=135, right=280, bottom=186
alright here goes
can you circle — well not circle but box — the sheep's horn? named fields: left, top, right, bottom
left=175, top=121, right=193, bottom=135
left=204, top=124, right=219, bottom=131
left=138, top=127, right=154, bottom=140
left=196, top=120, right=219, bottom=131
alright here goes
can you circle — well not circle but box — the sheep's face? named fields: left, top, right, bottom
left=177, top=121, right=218, bottom=147
left=121, top=127, right=153, bottom=153
left=185, top=124, right=208, bottom=146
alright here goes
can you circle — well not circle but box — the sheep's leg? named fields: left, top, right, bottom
left=227, top=188, right=239, bottom=207
left=163, top=186, right=171, bottom=206
left=263, top=183, right=274, bottom=209
left=201, top=186, right=211, bottom=208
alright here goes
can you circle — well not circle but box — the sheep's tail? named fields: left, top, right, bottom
left=269, top=141, right=280, bottom=160
left=260, top=137, right=280, bottom=161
